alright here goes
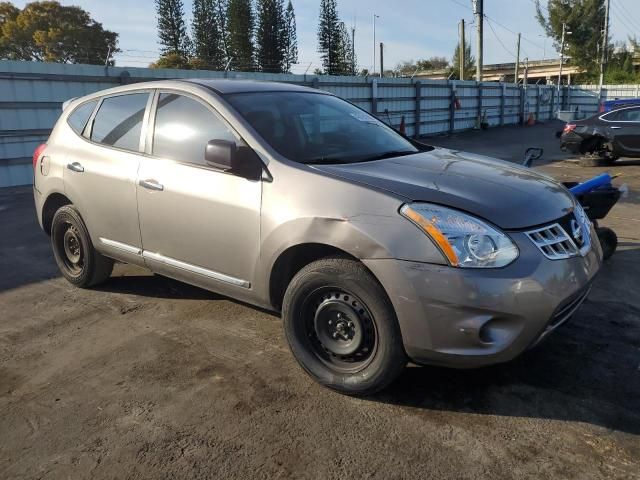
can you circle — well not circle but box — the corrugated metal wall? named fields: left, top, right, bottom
left=2, top=59, right=638, bottom=187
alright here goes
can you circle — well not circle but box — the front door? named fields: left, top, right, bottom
left=607, top=107, right=640, bottom=156
left=136, top=91, right=261, bottom=293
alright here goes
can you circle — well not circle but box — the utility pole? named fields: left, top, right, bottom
left=473, top=0, right=483, bottom=82
left=459, top=19, right=466, bottom=80
left=379, top=42, right=384, bottom=78
left=598, top=0, right=610, bottom=94
left=514, top=33, right=521, bottom=84
left=372, top=13, right=379, bottom=75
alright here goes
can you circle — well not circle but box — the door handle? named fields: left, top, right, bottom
left=66, top=162, right=84, bottom=173
left=610, top=126, right=623, bottom=129
left=139, top=179, right=164, bottom=191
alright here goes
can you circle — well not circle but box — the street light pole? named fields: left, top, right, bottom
left=373, top=14, right=379, bottom=75
left=557, top=22, right=569, bottom=111
left=598, top=0, right=610, bottom=95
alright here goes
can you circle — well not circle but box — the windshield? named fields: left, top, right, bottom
left=225, top=91, right=423, bottom=164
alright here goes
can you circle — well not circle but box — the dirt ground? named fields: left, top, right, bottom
left=1, top=123, right=639, bottom=479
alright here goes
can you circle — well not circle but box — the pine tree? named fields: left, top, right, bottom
left=448, top=42, right=475, bottom=80
left=192, top=0, right=225, bottom=69
left=336, top=21, right=355, bottom=75
left=227, top=0, right=254, bottom=71
left=282, top=0, right=298, bottom=73
left=256, top=0, right=285, bottom=73
left=155, top=0, right=191, bottom=57
left=215, top=0, right=230, bottom=65
left=317, top=0, right=341, bottom=75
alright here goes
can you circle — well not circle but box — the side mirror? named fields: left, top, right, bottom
left=204, top=139, right=263, bottom=180
left=205, top=139, right=236, bottom=171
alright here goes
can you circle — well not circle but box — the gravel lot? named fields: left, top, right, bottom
left=1, top=123, right=639, bottom=479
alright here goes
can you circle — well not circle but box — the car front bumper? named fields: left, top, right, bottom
left=363, top=228, right=603, bottom=368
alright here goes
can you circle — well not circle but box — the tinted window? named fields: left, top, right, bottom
left=153, top=93, right=236, bottom=166
left=68, top=100, right=98, bottom=135
left=91, top=93, right=149, bottom=151
left=617, top=108, right=640, bottom=122
left=226, top=92, right=421, bottom=164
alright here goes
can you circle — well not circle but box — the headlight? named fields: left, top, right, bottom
left=400, top=203, right=519, bottom=268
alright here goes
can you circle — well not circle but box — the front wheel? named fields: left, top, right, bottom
left=282, top=257, right=406, bottom=395
left=51, top=205, right=114, bottom=287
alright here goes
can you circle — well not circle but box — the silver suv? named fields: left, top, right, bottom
left=33, top=80, right=602, bottom=395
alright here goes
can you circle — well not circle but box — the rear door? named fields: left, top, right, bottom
left=63, top=91, right=152, bottom=261
left=603, top=107, right=640, bottom=156
left=136, top=90, right=261, bottom=293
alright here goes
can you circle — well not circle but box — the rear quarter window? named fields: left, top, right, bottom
left=67, top=100, right=98, bottom=135
left=90, top=93, right=150, bottom=152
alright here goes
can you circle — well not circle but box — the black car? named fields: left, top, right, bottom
left=560, top=105, right=640, bottom=165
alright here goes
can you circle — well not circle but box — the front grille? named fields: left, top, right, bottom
left=525, top=223, right=580, bottom=260
left=525, top=207, right=592, bottom=260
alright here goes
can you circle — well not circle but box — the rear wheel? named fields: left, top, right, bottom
left=580, top=140, right=618, bottom=167
left=51, top=205, right=113, bottom=287
left=282, top=257, right=406, bottom=395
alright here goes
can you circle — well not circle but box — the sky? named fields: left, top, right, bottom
left=11, top=0, right=640, bottom=73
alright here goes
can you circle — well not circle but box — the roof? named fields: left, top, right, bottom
left=183, top=79, right=320, bottom=95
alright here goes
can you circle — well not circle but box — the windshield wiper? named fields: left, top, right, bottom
left=305, top=150, right=418, bottom=165
left=357, top=150, right=418, bottom=162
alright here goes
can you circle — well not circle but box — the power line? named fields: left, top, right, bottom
left=485, top=17, right=516, bottom=59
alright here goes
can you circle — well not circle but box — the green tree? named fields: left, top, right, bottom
left=256, top=0, right=285, bottom=73
left=0, top=1, right=118, bottom=64
left=192, top=0, right=225, bottom=69
left=336, top=21, right=355, bottom=75
left=227, top=0, right=254, bottom=71
left=317, top=0, right=353, bottom=75
left=317, top=0, right=340, bottom=74
left=448, top=42, right=475, bottom=80
left=535, top=0, right=607, bottom=80
left=281, top=0, right=298, bottom=73
left=155, top=0, right=191, bottom=58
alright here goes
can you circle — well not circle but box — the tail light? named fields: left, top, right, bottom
left=33, top=144, right=47, bottom=170
left=563, top=123, right=577, bottom=133
left=598, top=103, right=605, bottom=113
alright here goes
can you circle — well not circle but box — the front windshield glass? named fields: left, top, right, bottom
left=225, top=91, right=422, bottom=164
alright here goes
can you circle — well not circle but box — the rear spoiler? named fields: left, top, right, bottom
left=62, top=97, right=78, bottom=111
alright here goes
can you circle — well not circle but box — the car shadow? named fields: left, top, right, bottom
left=372, top=247, right=640, bottom=436
left=94, top=274, right=222, bottom=300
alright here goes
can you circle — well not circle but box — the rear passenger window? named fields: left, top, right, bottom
left=153, top=93, right=236, bottom=166
left=617, top=109, right=640, bottom=122
left=90, top=93, right=149, bottom=152
left=68, top=100, right=98, bottom=135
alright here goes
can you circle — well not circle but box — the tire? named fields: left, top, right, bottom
left=50, top=205, right=114, bottom=288
left=282, top=257, right=407, bottom=395
left=596, top=227, right=617, bottom=260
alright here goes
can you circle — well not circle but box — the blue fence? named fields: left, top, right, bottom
left=1, top=59, right=637, bottom=187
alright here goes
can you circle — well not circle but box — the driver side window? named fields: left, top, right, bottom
left=153, top=93, right=236, bottom=166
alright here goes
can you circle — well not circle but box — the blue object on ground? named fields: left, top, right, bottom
left=569, top=173, right=613, bottom=195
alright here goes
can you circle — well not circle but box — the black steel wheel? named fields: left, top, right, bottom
left=283, top=257, right=406, bottom=395
left=303, top=287, right=378, bottom=373
left=51, top=205, right=113, bottom=287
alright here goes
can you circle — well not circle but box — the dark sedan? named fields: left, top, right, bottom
left=561, top=106, right=640, bottom=165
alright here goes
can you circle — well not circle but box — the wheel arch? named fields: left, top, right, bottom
left=269, top=243, right=371, bottom=311
left=41, top=192, right=73, bottom=235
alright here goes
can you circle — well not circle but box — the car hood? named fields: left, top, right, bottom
left=311, top=148, right=575, bottom=230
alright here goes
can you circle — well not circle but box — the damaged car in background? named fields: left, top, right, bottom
left=560, top=105, right=640, bottom=166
